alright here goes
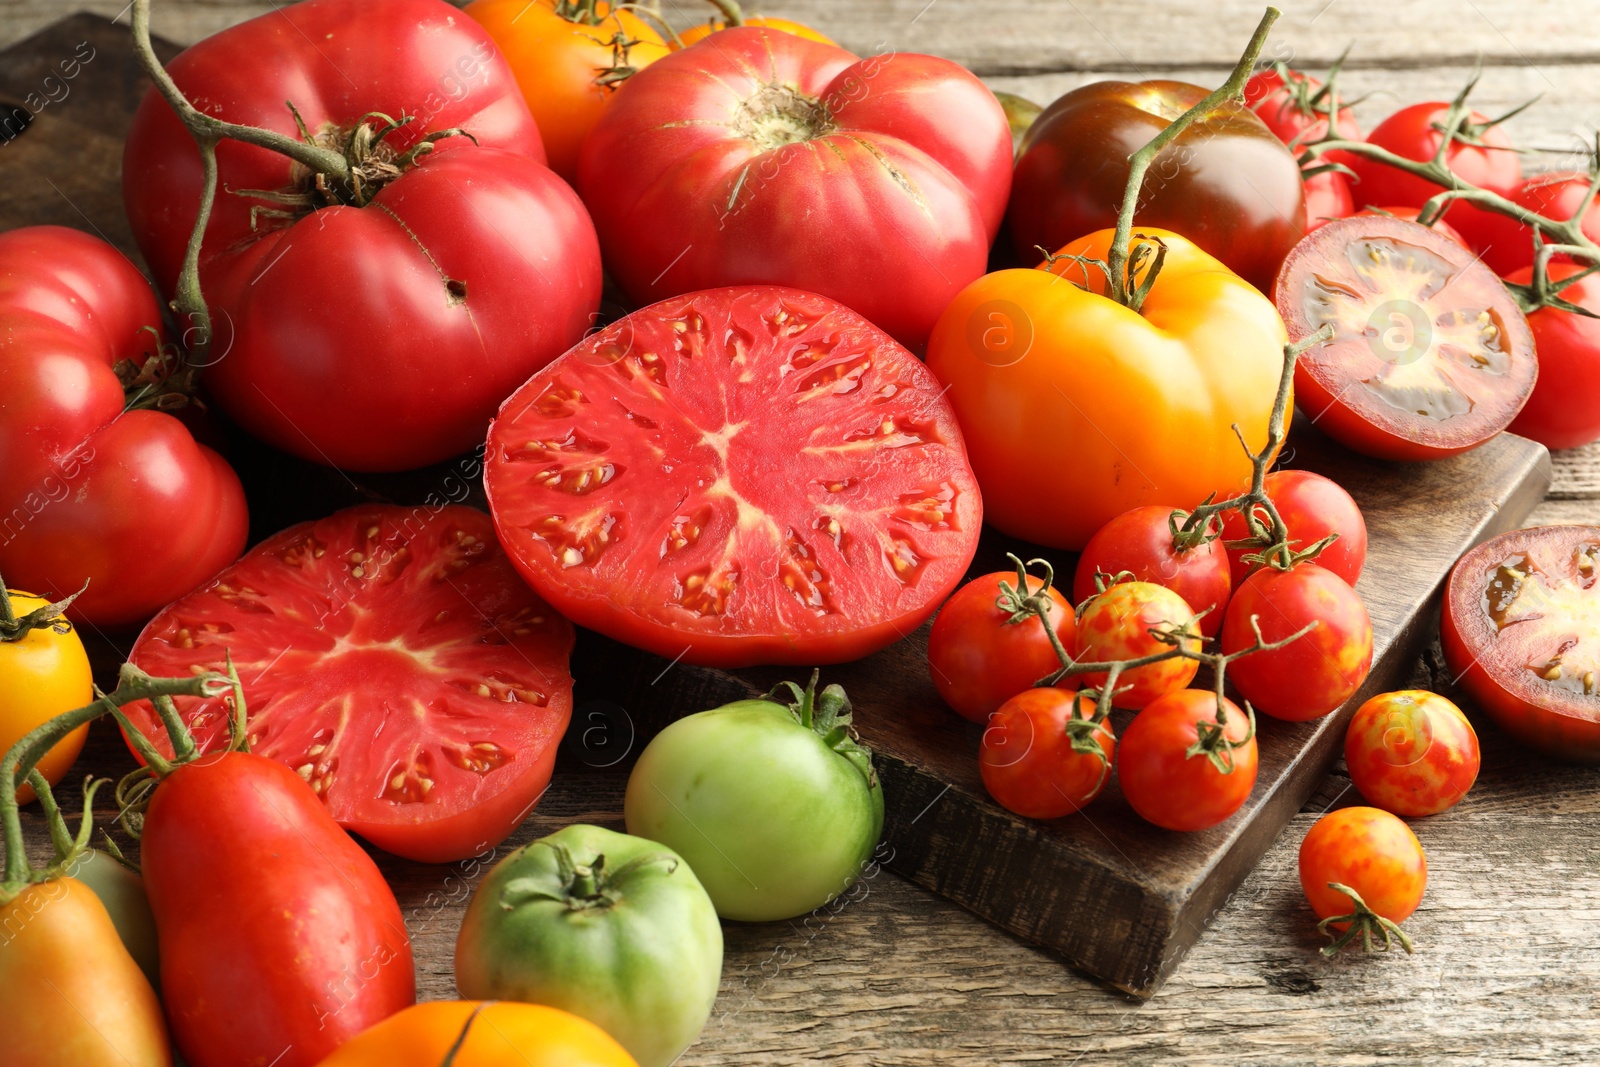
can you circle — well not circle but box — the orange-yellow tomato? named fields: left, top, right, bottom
left=0, top=878, right=171, bottom=1066
left=677, top=15, right=835, bottom=47
left=1298, top=806, right=1427, bottom=929
left=1, top=590, right=92, bottom=804
left=314, top=1001, right=638, bottom=1067
left=466, top=0, right=670, bottom=182
left=925, top=228, right=1288, bottom=550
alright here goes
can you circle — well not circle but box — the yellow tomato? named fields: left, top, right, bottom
left=1, top=590, right=92, bottom=803
left=314, top=1001, right=639, bottom=1067
left=677, top=15, right=836, bottom=47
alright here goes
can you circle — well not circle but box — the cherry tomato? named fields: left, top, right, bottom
left=0, top=589, right=91, bottom=804
left=1505, top=262, right=1600, bottom=450
left=1470, top=171, right=1600, bottom=277
left=1344, top=690, right=1480, bottom=817
left=979, top=690, right=1113, bottom=819
left=677, top=15, right=834, bottom=46
left=1275, top=214, right=1537, bottom=461
left=1244, top=68, right=1362, bottom=154
left=1220, top=469, right=1368, bottom=588
left=1222, top=562, right=1373, bottom=722
left=1351, top=206, right=1468, bottom=247
left=1117, top=690, right=1258, bottom=832
left=312, top=1001, right=637, bottom=1067
left=1073, top=580, right=1199, bottom=709
left=1305, top=170, right=1355, bottom=229
left=928, top=568, right=1076, bottom=723
left=1298, top=806, right=1426, bottom=929
left=485, top=287, right=982, bottom=668
left=1072, top=506, right=1231, bottom=638
left=1009, top=79, right=1305, bottom=292
left=1441, top=525, right=1600, bottom=761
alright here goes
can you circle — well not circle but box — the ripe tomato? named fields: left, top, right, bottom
left=1274, top=214, right=1537, bottom=461
left=1345, top=102, right=1521, bottom=249
left=1345, top=690, right=1480, bottom=817
left=1298, top=806, right=1426, bottom=932
left=979, top=689, right=1113, bottom=819
left=1351, top=206, right=1467, bottom=247
left=127, top=505, right=575, bottom=863
left=1009, top=80, right=1305, bottom=292
left=1072, top=506, right=1231, bottom=638
left=1117, top=690, right=1258, bottom=832
left=1220, top=469, right=1368, bottom=588
left=927, top=565, right=1076, bottom=723
left=1222, top=562, right=1373, bottom=721
left=1504, top=262, right=1600, bottom=450
left=123, top=0, right=603, bottom=472
left=69, top=849, right=161, bottom=990
left=312, top=1002, right=637, bottom=1067
left=1470, top=171, right=1600, bottom=277
left=1305, top=170, right=1355, bottom=229
left=144, top=751, right=415, bottom=1067
left=677, top=15, right=834, bottom=46
left=1441, top=525, right=1600, bottom=761
left=0, top=226, right=246, bottom=626
left=0, top=589, right=91, bottom=803
left=577, top=27, right=1012, bottom=351
left=1073, top=580, right=1199, bottom=709
left=1244, top=68, right=1362, bottom=154
left=485, top=286, right=981, bottom=668
left=456, top=824, right=722, bottom=1067
left=928, top=228, right=1288, bottom=549
left=466, top=0, right=669, bottom=183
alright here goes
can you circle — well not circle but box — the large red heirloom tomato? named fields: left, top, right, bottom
left=485, top=286, right=983, bottom=668
left=122, top=0, right=602, bottom=472
left=0, top=226, right=246, bottom=626
left=577, top=27, right=1012, bottom=351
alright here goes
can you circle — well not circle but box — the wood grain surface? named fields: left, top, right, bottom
left=5, top=3, right=1600, bottom=1064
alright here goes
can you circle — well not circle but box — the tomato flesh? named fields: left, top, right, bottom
left=127, top=505, right=575, bottom=863
left=485, top=286, right=982, bottom=668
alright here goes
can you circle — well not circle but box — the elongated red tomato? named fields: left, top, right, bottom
left=127, top=505, right=574, bottom=862
left=143, top=752, right=415, bottom=1067
left=485, top=286, right=983, bottom=668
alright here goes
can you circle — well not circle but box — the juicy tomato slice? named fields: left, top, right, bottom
left=126, top=505, right=575, bottom=863
left=1275, top=215, right=1536, bottom=461
left=485, top=286, right=983, bottom=668
left=1442, top=525, right=1600, bottom=761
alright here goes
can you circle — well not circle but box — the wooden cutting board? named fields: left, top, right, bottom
left=3, top=13, right=1551, bottom=998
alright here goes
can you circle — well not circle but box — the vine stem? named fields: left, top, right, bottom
left=701, top=0, right=745, bottom=25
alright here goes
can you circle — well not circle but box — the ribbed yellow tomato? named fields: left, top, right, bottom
left=1, top=590, right=92, bottom=803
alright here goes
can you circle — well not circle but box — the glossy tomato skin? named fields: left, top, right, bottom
left=578, top=27, right=1011, bottom=351
left=928, top=571, right=1076, bottom=722
left=1441, top=525, right=1600, bottom=761
left=311, top=1001, right=637, bottom=1067
left=1073, top=581, right=1199, bottom=709
left=126, top=505, right=575, bottom=863
left=1118, top=690, right=1258, bottom=832
left=143, top=752, right=415, bottom=1067
left=1298, top=806, right=1426, bottom=926
left=1073, top=506, right=1232, bottom=638
left=1223, top=562, right=1373, bottom=722
left=928, top=228, right=1288, bottom=550
left=1220, top=470, right=1368, bottom=588
left=1275, top=215, right=1537, bottom=461
left=68, top=849, right=161, bottom=990
left=1009, top=80, right=1305, bottom=292
left=1305, top=170, right=1355, bottom=229
left=1505, top=263, right=1600, bottom=450
left=1344, top=690, right=1480, bottom=817
left=1471, top=172, right=1600, bottom=277
left=0, top=878, right=171, bottom=1066
left=0, top=226, right=247, bottom=626
left=486, top=287, right=982, bottom=668
left=0, top=590, right=91, bottom=804
left=979, top=690, right=1113, bottom=819
left=123, top=0, right=602, bottom=472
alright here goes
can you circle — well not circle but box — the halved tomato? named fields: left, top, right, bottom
left=1441, top=525, right=1600, bottom=762
left=126, top=505, right=575, bottom=863
left=484, top=286, right=983, bottom=668
left=1274, top=215, right=1536, bottom=461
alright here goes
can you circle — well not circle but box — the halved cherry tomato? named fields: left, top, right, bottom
left=1299, top=806, right=1426, bottom=930
left=1117, top=690, right=1257, bottom=832
left=1441, top=525, right=1600, bottom=761
left=1072, top=505, right=1231, bottom=638
left=1505, top=262, right=1600, bottom=450
left=1470, top=171, right=1600, bottom=277
left=1220, top=469, right=1368, bottom=588
left=1344, top=690, right=1480, bottom=817
left=928, top=568, right=1076, bottom=723
left=1073, top=580, right=1199, bottom=709
left=1274, top=214, right=1537, bottom=460
left=1351, top=207, right=1467, bottom=247
left=312, top=1001, right=637, bottom=1067
left=677, top=15, right=834, bottom=47
left=979, top=690, right=1113, bottom=819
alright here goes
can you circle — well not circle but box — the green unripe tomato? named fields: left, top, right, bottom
left=454, top=823, right=722, bottom=1067
left=624, top=674, right=885, bottom=922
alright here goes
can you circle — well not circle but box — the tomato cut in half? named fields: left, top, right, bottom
left=484, top=286, right=983, bottom=668
left=1441, top=525, right=1600, bottom=762
left=126, top=505, right=575, bottom=864
left=1274, top=215, right=1536, bottom=461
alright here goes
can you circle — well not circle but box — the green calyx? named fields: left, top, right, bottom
left=766, top=670, right=879, bottom=793
left=1316, top=882, right=1416, bottom=956
left=501, top=843, right=679, bottom=913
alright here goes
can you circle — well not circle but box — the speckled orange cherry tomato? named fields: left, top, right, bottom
left=1344, top=691, right=1480, bottom=817
left=1299, top=806, right=1427, bottom=929
left=1072, top=580, right=1199, bottom=709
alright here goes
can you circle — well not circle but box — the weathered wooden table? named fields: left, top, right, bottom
left=6, top=1, right=1600, bottom=1063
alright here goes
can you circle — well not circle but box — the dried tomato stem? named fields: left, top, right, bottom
left=0, top=573, right=87, bottom=644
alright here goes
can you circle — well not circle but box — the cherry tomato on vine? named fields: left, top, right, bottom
left=1118, top=690, right=1258, bottom=832
left=1219, top=469, right=1367, bottom=588
left=1504, top=262, right=1600, bottom=450
left=1470, top=171, right=1600, bottom=277
left=1073, top=580, right=1199, bottom=709
left=1351, top=206, right=1468, bottom=247
left=1299, top=806, right=1426, bottom=944
left=928, top=565, right=1076, bottom=723
left=979, top=690, right=1113, bottom=819
left=677, top=15, right=834, bottom=47
left=0, top=589, right=92, bottom=804
left=313, top=1002, right=638, bottom=1067
left=1344, top=690, right=1480, bottom=817
left=1222, top=561, right=1373, bottom=722
left=1072, top=506, right=1232, bottom=638
left=1305, top=170, right=1355, bottom=229
left=1243, top=68, right=1362, bottom=155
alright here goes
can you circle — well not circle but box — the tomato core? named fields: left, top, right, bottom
left=735, top=84, right=832, bottom=149
left=1486, top=547, right=1600, bottom=698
